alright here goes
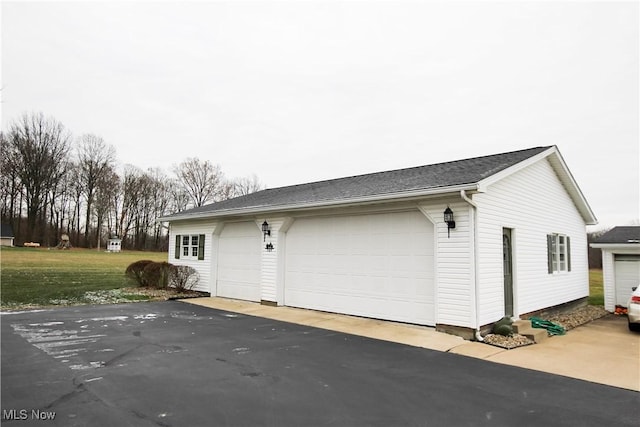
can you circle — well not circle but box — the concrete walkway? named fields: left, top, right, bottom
left=181, top=297, right=640, bottom=392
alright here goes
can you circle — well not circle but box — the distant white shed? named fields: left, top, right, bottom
left=1, top=224, right=14, bottom=247
left=107, top=237, right=122, bottom=253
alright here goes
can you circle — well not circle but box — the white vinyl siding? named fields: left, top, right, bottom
left=474, top=158, right=589, bottom=325
left=259, top=217, right=290, bottom=304
left=419, top=201, right=473, bottom=328
left=601, top=250, right=616, bottom=311
left=169, top=220, right=217, bottom=293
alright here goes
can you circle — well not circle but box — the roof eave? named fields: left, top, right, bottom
left=590, top=243, right=640, bottom=249
left=158, top=183, right=479, bottom=222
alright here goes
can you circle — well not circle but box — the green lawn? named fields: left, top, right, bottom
left=0, top=246, right=167, bottom=308
left=588, top=269, right=604, bottom=306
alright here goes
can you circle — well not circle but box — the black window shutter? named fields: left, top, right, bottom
left=198, top=234, right=205, bottom=260
left=547, top=234, right=553, bottom=274
left=567, top=236, right=571, bottom=272
left=175, top=235, right=181, bottom=259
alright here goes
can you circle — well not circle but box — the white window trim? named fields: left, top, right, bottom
left=548, top=233, right=571, bottom=274
left=178, top=234, right=204, bottom=260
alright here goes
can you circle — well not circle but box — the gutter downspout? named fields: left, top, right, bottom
left=460, top=190, right=483, bottom=342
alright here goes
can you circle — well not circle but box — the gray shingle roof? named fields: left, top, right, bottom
left=163, top=146, right=552, bottom=219
left=594, top=226, right=640, bottom=244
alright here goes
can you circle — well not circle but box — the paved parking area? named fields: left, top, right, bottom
left=185, top=297, right=640, bottom=391
left=2, top=301, right=639, bottom=426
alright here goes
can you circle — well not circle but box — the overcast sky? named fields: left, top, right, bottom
left=2, top=1, right=638, bottom=230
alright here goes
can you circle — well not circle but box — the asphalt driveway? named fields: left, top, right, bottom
left=2, top=301, right=638, bottom=426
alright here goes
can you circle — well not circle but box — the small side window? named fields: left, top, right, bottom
left=177, top=234, right=206, bottom=260
left=547, top=233, right=571, bottom=273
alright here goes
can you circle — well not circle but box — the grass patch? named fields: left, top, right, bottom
left=1, top=246, right=166, bottom=308
left=589, top=269, right=604, bottom=306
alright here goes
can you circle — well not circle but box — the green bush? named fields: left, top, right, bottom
left=169, top=265, right=200, bottom=292
left=494, top=324, right=514, bottom=336
left=492, top=316, right=514, bottom=336
left=143, top=261, right=172, bottom=289
left=126, top=261, right=200, bottom=291
left=125, top=260, right=155, bottom=287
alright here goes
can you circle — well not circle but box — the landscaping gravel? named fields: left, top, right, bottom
left=544, top=305, right=610, bottom=331
left=483, top=333, right=534, bottom=349
left=482, top=305, right=611, bottom=349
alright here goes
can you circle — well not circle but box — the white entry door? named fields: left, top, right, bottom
left=217, top=222, right=261, bottom=302
left=284, top=211, right=435, bottom=325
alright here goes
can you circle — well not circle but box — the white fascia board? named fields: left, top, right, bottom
left=158, top=184, right=479, bottom=222
left=545, top=147, right=598, bottom=225
left=589, top=243, right=640, bottom=250
left=477, top=146, right=598, bottom=225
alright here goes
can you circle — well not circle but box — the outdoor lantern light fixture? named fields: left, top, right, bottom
left=261, top=220, right=271, bottom=241
left=444, top=207, right=455, bottom=238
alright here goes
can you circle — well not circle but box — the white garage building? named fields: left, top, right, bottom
left=159, top=146, right=597, bottom=338
left=590, top=227, right=640, bottom=311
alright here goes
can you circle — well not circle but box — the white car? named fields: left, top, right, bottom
left=628, top=286, right=640, bottom=332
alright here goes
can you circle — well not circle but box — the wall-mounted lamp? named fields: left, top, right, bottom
left=444, top=207, right=455, bottom=238
left=265, top=242, right=274, bottom=252
left=261, top=220, right=271, bottom=241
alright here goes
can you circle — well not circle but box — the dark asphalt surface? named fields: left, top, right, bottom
left=1, top=301, right=638, bottom=427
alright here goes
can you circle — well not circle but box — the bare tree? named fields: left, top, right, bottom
left=229, top=174, right=265, bottom=197
left=77, top=134, right=116, bottom=247
left=93, top=166, right=120, bottom=249
left=146, top=168, right=172, bottom=249
left=47, top=158, right=74, bottom=246
left=67, top=162, right=85, bottom=246
left=4, top=113, right=71, bottom=242
left=173, top=158, right=225, bottom=207
left=168, top=181, right=190, bottom=213
left=0, top=132, right=22, bottom=225
left=119, top=165, right=144, bottom=248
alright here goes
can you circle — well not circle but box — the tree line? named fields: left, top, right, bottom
left=1, top=112, right=263, bottom=251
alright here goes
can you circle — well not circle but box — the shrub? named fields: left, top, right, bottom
left=492, top=316, right=514, bottom=336
left=143, top=262, right=172, bottom=289
left=125, top=260, right=155, bottom=287
left=169, top=265, right=200, bottom=292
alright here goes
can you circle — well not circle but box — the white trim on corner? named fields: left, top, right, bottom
left=211, top=231, right=220, bottom=297
left=275, top=218, right=295, bottom=306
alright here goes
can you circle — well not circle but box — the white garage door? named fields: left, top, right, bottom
left=614, top=255, right=640, bottom=306
left=217, top=222, right=261, bottom=302
left=285, top=211, right=435, bottom=325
